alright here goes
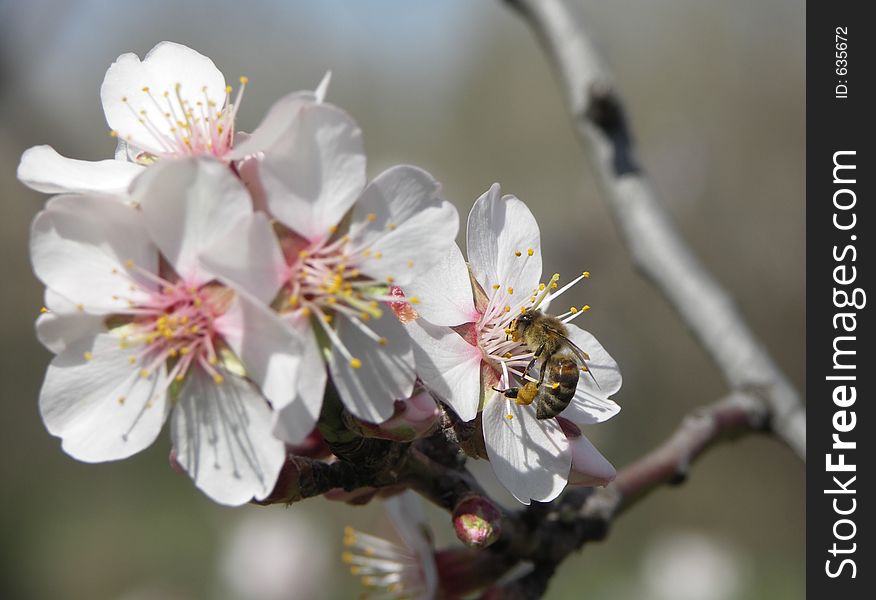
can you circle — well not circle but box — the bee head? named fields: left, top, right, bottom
left=505, top=309, right=536, bottom=342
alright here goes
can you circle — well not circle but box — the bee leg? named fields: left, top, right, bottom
left=492, top=386, right=520, bottom=399
left=538, top=359, right=549, bottom=386
left=524, top=344, right=546, bottom=377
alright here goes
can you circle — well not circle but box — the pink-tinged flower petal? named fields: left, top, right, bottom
left=171, top=368, right=285, bottom=506
left=350, top=165, right=458, bottom=287
left=39, top=332, right=170, bottom=462
left=401, top=244, right=478, bottom=326
left=259, top=103, right=365, bottom=242
left=213, top=291, right=302, bottom=411
left=229, top=90, right=318, bottom=159
left=134, top=158, right=251, bottom=285
left=560, top=324, right=622, bottom=425
left=407, top=320, right=482, bottom=422
left=101, top=42, right=226, bottom=154
left=30, top=194, right=157, bottom=313
left=36, top=290, right=106, bottom=354
left=467, top=184, right=543, bottom=294
left=329, top=312, right=416, bottom=423
left=272, top=318, right=326, bottom=445
left=568, top=431, right=616, bottom=487
left=200, top=212, right=286, bottom=304
left=17, top=145, right=144, bottom=195
left=482, top=396, right=570, bottom=505
left=384, top=491, right=439, bottom=598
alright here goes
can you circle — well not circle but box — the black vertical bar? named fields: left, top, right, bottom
left=807, top=3, right=873, bottom=597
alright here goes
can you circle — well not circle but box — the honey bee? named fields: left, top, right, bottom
left=496, top=308, right=595, bottom=420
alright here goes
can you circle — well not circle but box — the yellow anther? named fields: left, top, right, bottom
left=504, top=327, right=514, bottom=335
left=83, top=351, right=94, bottom=361
left=141, top=86, right=150, bottom=93
left=373, top=251, right=383, bottom=260
left=581, top=366, right=589, bottom=372
left=168, top=348, right=178, bottom=357
left=539, top=283, right=546, bottom=291
left=359, top=312, right=371, bottom=321
left=503, top=305, right=510, bottom=313
left=366, top=213, right=377, bottom=222
left=514, top=250, right=522, bottom=257
left=288, top=295, right=300, bottom=307
left=570, top=307, right=578, bottom=314
left=207, top=356, right=218, bottom=365
left=323, top=314, right=333, bottom=324
left=552, top=382, right=560, bottom=390
left=76, top=304, right=85, bottom=312
left=239, top=75, right=249, bottom=84
left=350, top=566, right=361, bottom=575
left=193, top=298, right=202, bottom=307
left=350, top=358, right=363, bottom=369
left=175, top=373, right=185, bottom=382
left=117, top=396, right=126, bottom=405
left=520, top=306, right=527, bottom=314
left=408, top=296, right=420, bottom=305
left=344, top=526, right=355, bottom=537
left=213, top=373, right=225, bottom=384
left=139, top=368, right=150, bottom=378
left=128, top=356, right=137, bottom=364
left=378, top=337, right=388, bottom=346
left=583, top=271, right=591, bottom=278
left=505, top=414, right=514, bottom=420
left=109, top=130, right=118, bottom=138
left=179, top=347, right=191, bottom=355
left=551, top=283, right=558, bottom=289
left=503, top=352, right=513, bottom=359
left=328, top=224, right=338, bottom=234
left=225, top=85, right=233, bottom=94
left=341, top=551, right=354, bottom=564
left=300, top=307, right=312, bottom=318
left=326, top=296, right=337, bottom=305
left=121, top=96, right=128, bottom=103
left=507, top=287, right=514, bottom=294
left=39, top=306, right=48, bottom=314
left=407, top=260, right=414, bottom=268
left=349, top=269, right=360, bottom=278
left=298, top=249, right=310, bottom=258
left=582, top=305, right=591, bottom=312
left=527, top=248, right=534, bottom=256
left=124, top=259, right=135, bottom=268
left=492, top=284, right=501, bottom=290
left=387, top=223, right=397, bottom=231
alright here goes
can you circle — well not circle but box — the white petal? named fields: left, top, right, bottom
left=329, top=312, right=416, bottom=423
left=39, top=332, right=170, bottom=462
left=229, top=90, right=318, bottom=159
left=272, top=319, right=326, bottom=445
left=406, top=319, right=482, bottom=421
left=568, top=432, right=616, bottom=486
left=213, top=291, right=302, bottom=411
left=466, top=184, right=543, bottom=293
left=560, top=325, right=622, bottom=425
left=401, top=244, right=478, bottom=326
left=200, top=212, right=287, bottom=304
left=171, top=369, right=286, bottom=506
left=350, top=165, right=459, bottom=288
left=384, top=491, right=439, bottom=598
left=259, top=103, right=365, bottom=242
left=17, top=145, right=144, bottom=195
left=30, top=194, right=157, bottom=313
left=36, top=291, right=106, bottom=354
left=482, top=396, right=570, bottom=504
left=101, top=42, right=226, bottom=154
left=134, top=158, right=252, bottom=285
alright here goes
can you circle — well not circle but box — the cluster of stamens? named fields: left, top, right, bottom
left=342, top=526, right=426, bottom=598
left=112, top=76, right=248, bottom=161
left=278, top=217, right=417, bottom=369
left=475, top=247, right=592, bottom=420
left=84, top=260, right=233, bottom=392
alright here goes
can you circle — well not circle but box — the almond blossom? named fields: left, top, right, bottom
left=17, top=41, right=329, bottom=195
left=404, top=184, right=621, bottom=504
left=31, top=158, right=301, bottom=505
left=202, top=104, right=459, bottom=440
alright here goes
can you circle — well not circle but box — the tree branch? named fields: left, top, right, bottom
left=503, top=0, right=806, bottom=459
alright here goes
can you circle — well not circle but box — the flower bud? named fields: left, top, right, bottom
left=452, top=494, right=502, bottom=549
left=346, top=388, right=439, bottom=442
left=388, top=285, right=419, bottom=323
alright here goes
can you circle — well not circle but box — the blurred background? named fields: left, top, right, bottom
left=0, top=0, right=803, bottom=598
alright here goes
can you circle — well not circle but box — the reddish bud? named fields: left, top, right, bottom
left=452, top=494, right=502, bottom=549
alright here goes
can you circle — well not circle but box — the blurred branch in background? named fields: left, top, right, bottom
left=503, top=0, right=806, bottom=459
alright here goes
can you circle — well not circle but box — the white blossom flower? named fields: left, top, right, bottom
left=343, top=492, right=438, bottom=600
left=404, top=184, right=622, bottom=504
left=202, top=105, right=459, bottom=440
left=31, top=158, right=301, bottom=505
left=17, top=41, right=329, bottom=195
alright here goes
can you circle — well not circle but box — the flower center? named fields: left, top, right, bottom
left=113, top=77, right=248, bottom=162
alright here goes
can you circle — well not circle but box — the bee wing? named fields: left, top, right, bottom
left=555, top=332, right=600, bottom=389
